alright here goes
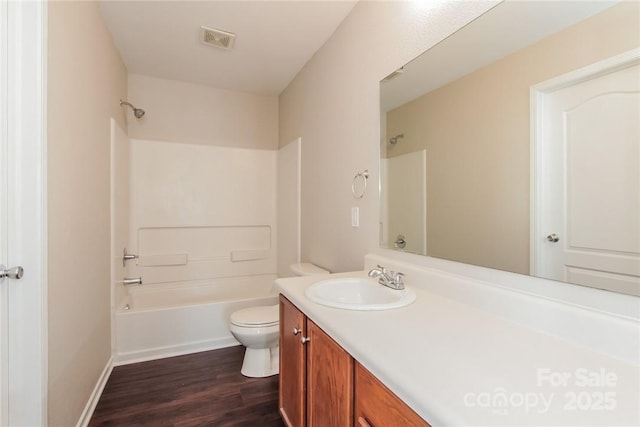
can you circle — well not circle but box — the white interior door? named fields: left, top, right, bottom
left=0, top=1, right=47, bottom=425
left=382, top=150, right=427, bottom=255
left=533, top=50, right=640, bottom=296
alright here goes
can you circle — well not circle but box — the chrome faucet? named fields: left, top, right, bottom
left=123, top=277, right=142, bottom=286
left=368, top=265, right=405, bottom=290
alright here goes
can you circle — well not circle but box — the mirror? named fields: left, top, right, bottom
left=380, top=0, right=640, bottom=295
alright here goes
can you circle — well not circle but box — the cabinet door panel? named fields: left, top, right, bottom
left=354, top=362, right=430, bottom=427
left=307, top=320, right=353, bottom=427
left=279, top=296, right=306, bottom=427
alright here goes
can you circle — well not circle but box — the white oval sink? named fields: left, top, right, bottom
left=305, top=277, right=416, bottom=311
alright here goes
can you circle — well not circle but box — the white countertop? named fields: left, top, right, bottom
left=275, top=270, right=640, bottom=426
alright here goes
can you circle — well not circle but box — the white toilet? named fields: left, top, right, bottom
left=229, top=262, right=329, bottom=377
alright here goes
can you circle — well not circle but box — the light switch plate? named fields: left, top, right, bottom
left=351, top=207, right=359, bottom=227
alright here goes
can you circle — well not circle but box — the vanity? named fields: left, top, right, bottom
left=279, top=290, right=427, bottom=427
left=275, top=254, right=640, bottom=427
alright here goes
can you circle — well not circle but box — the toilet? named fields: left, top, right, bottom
left=229, top=262, right=329, bottom=377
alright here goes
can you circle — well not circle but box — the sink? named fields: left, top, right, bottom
left=304, top=277, right=416, bottom=311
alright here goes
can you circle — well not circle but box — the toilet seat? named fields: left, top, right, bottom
left=230, top=305, right=279, bottom=328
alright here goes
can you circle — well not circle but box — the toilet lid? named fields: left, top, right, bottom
left=231, top=305, right=279, bottom=327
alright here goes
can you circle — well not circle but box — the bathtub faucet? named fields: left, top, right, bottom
left=122, top=248, right=138, bottom=266
left=123, top=277, right=142, bottom=286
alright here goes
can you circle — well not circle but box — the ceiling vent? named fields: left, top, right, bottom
left=200, top=26, right=236, bottom=50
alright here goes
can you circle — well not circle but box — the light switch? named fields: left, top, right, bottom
left=351, top=207, right=359, bottom=227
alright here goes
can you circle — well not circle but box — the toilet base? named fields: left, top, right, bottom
left=241, top=345, right=279, bottom=378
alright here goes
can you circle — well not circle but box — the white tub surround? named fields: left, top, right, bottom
left=115, top=275, right=277, bottom=364
left=275, top=255, right=640, bottom=426
left=127, top=139, right=277, bottom=286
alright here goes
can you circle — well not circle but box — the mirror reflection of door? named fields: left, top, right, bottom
left=382, top=150, right=427, bottom=255
left=533, top=53, right=640, bottom=295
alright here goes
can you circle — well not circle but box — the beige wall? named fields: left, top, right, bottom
left=279, top=1, right=498, bottom=272
left=127, top=74, right=278, bottom=149
left=47, top=2, right=127, bottom=425
left=386, top=2, right=640, bottom=274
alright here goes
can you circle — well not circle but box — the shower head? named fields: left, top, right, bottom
left=119, top=99, right=145, bottom=119
left=389, top=133, right=404, bottom=145
left=133, top=108, right=145, bottom=119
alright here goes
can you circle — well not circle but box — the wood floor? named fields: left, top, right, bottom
left=89, top=346, right=285, bottom=427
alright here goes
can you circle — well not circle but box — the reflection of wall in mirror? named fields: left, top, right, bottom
left=384, top=2, right=640, bottom=275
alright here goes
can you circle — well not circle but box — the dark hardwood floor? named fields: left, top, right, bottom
left=89, top=346, right=285, bottom=427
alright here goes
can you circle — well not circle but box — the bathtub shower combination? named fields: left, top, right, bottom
left=113, top=137, right=305, bottom=370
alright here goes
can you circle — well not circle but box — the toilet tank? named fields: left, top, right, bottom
left=289, top=262, right=330, bottom=277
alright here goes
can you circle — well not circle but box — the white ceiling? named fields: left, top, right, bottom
left=99, top=1, right=357, bottom=96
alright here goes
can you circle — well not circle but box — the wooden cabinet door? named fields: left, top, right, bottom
left=279, top=296, right=307, bottom=427
left=354, top=362, right=430, bottom=427
left=306, top=320, right=353, bottom=427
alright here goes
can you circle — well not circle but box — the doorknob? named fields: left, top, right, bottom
left=546, top=233, right=560, bottom=243
left=0, top=264, right=24, bottom=280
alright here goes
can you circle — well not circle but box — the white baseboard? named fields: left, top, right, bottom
left=113, top=336, right=241, bottom=366
left=75, top=356, right=114, bottom=427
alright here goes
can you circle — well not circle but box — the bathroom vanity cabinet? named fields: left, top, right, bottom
left=279, top=295, right=352, bottom=427
left=354, top=362, right=429, bottom=427
left=279, top=295, right=306, bottom=426
left=279, top=295, right=428, bottom=427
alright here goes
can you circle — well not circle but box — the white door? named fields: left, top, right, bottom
left=0, top=0, right=47, bottom=424
left=382, top=150, right=427, bottom=255
left=533, top=51, right=640, bottom=296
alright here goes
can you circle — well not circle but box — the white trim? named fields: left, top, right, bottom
left=75, top=357, right=114, bottom=427
left=0, top=0, right=10, bottom=423
left=530, top=48, right=640, bottom=280
left=114, top=336, right=240, bottom=366
left=532, top=48, right=640, bottom=94
left=41, top=2, right=49, bottom=422
left=4, top=0, right=48, bottom=425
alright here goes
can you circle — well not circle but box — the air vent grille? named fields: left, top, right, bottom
left=201, top=26, right=236, bottom=50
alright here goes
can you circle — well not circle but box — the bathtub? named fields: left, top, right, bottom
left=114, top=274, right=278, bottom=365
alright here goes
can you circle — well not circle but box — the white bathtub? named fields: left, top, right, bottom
left=114, top=274, right=278, bottom=365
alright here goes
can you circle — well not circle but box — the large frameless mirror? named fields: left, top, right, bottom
left=379, top=0, right=640, bottom=296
